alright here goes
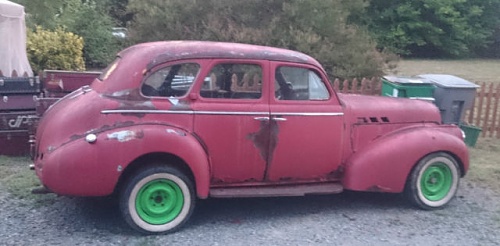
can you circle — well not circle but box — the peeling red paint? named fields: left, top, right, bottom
left=106, top=130, right=144, bottom=142
left=102, top=88, right=157, bottom=117
left=166, top=128, right=187, bottom=136
left=327, top=168, right=343, bottom=179
left=68, top=121, right=135, bottom=142
left=104, top=88, right=145, bottom=101
left=246, top=120, right=279, bottom=180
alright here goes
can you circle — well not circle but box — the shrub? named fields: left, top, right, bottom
left=27, top=26, right=85, bottom=73
left=127, top=0, right=393, bottom=79
left=19, top=0, right=122, bottom=69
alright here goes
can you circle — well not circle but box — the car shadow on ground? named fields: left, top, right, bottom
left=50, top=190, right=412, bottom=235
left=190, top=191, right=411, bottom=225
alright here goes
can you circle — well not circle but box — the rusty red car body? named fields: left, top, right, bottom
left=32, top=41, right=469, bottom=234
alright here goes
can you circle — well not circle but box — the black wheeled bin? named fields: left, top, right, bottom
left=418, top=74, right=479, bottom=124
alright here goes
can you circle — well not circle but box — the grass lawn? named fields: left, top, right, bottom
left=467, top=138, right=500, bottom=192
left=0, top=156, right=56, bottom=206
left=394, top=59, right=500, bottom=83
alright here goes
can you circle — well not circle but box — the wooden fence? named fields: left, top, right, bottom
left=332, top=78, right=500, bottom=138
left=332, top=77, right=382, bottom=95
left=465, top=82, right=500, bottom=138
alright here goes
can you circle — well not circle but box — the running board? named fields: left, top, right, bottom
left=210, top=183, right=343, bottom=198
left=31, top=186, right=53, bottom=194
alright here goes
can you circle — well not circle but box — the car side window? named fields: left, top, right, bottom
left=275, top=66, right=330, bottom=100
left=141, top=63, right=200, bottom=97
left=200, top=63, right=262, bottom=99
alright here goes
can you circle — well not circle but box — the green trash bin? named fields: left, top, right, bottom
left=382, top=76, right=435, bottom=100
left=459, top=123, right=482, bottom=147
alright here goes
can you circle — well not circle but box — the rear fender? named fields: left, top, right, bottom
left=96, top=124, right=210, bottom=198
left=342, top=126, right=469, bottom=193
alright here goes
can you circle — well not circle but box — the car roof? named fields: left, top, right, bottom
left=118, top=41, right=323, bottom=70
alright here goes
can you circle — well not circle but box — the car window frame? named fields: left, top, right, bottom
left=195, top=59, right=269, bottom=103
left=139, top=60, right=202, bottom=99
left=270, top=61, right=340, bottom=105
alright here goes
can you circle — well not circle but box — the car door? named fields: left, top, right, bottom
left=192, top=60, right=270, bottom=184
left=266, top=61, right=344, bottom=182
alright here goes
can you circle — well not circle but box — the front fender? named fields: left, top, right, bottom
left=39, top=124, right=210, bottom=198
left=341, top=125, right=469, bottom=193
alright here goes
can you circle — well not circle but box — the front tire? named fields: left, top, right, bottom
left=119, top=165, right=195, bottom=234
left=405, top=153, right=460, bottom=210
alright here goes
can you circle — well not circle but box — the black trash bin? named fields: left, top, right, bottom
left=418, top=74, right=479, bottom=124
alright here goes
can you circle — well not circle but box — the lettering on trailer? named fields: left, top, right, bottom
left=8, top=115, right=31, bottom=128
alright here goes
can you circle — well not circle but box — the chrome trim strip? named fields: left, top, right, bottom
left=271, top=112, right=344, bottom=116
left=197, top=111, right=269, bottom=115
left=0, top=129, right=29, bottom=134
left=101, top=109, right=195, bottom=114
left=44, top=70, right=101, bottom=75
left=101, top=109, right=344, bottom=117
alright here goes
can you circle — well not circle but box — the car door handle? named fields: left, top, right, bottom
left=272, top=117, right=287, bottom=121
left=254, top=117, right=270, bottom=121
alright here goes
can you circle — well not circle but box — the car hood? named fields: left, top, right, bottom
left=338, top=93, right=441, bottom=125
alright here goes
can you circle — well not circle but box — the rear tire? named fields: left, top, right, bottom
left=405, top=153, right=460, bottom=210
left=119, top=165, right=195, bottom=234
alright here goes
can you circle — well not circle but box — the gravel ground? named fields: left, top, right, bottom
left=0, top=178, right=499, bottom=246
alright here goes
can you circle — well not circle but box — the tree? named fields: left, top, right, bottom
left=126, top=0, right=390, bottom=79
left=364, top=0, right=500, bottom=57
left=101, top=0, right=132, bottom=27
left=13, top=0, right=122, bottom=68
left=61, top=1, right=122, bottom=67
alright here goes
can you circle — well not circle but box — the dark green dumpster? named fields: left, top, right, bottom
left=381, top=76, right=435, bottom=101
left=459, top=123, right=482, bottom=147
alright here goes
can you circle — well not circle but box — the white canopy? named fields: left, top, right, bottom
left=0, top=0, right=33, bottom=77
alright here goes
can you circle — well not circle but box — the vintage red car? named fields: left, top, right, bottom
left=31, top=41, right=469, bottom=234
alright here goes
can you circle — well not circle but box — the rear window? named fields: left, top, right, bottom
left=141, top=63, right=200, bottom=98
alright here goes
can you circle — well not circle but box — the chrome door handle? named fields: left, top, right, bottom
left=272, top=117, right=287, bottom=121
left=254, top=117, right=270, bottom=121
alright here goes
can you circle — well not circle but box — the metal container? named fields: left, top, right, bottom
left=0, top=76, right=40, bottom=94
left=0, top=130, right=30, bottom=156
left=42, top=70, right=100, bottom=93
left=0, top=94, right=38, bottom=110
left=419, top=74, right=479, bottom=124
left=0, top=110, right=36, bottom=130
left=381, top=76, right=435, bottom=101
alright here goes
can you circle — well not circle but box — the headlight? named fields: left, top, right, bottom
left=460, top=129, right=466, bottom=140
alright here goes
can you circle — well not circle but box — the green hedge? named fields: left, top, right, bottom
left=27, top=26, right=85, bottom=73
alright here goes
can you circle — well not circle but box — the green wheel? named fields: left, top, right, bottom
left=405, top=153, right=460, bottom=210
left=120, top=165, right=195, bottom=234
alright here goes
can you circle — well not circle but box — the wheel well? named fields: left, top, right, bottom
left=113, top=152, right=196, bottom=195
left=443, top=151, right=466, bottom=177
left=406, top=151, right=466, bottom=185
